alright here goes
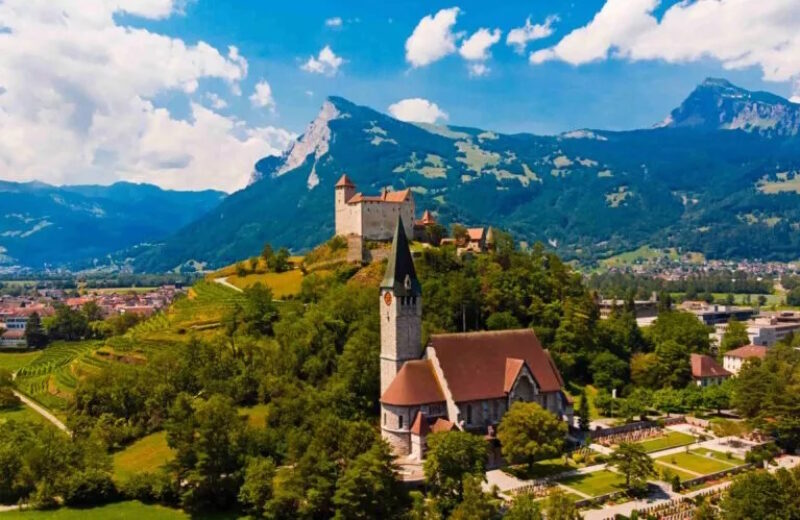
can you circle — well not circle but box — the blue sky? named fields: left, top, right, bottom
left=1, top=0, right=798, bottom=191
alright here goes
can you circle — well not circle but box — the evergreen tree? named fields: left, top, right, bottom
left=609, top=443, right=655, bottom=492
left=24, top=312, right=48, bottom=348
left=332, top=441, right=406, bottom=520
left=577, top=388, right=590, bottom=431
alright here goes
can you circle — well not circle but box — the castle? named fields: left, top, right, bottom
left=379, top=217, right=573, bottom=462
left=335, top=175, right=415, bottom=241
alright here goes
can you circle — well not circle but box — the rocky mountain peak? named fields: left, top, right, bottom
left=660, top=77, right=800, bottom=136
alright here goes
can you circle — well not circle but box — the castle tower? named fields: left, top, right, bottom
left=334, top=174, right=356, bottom=236
left=380, top=216, right=422, bottom=396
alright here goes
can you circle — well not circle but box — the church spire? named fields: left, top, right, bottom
left=382, top=216, right=421, bottom=297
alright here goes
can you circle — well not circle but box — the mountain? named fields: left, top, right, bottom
left=661, top=78, right=800, bottom=136
left=132, top=79, right=800, bottom=271
left=0, top=181, right=225, bottom=269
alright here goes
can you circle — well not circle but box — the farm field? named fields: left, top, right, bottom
left=636, top=431, right=696, bottom=453
left=113, top=431, right=175, bottom=483
left=0, top=501, right=197, bottom=519
left=225, top=270, right=304, bottom=297
left=0, top=351, right=41, bottom=373
left=558, top=470, right=626, bottom=497
left=656, top=450, right=741, bottom=475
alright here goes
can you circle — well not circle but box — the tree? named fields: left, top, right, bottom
left=239, top=457, right=277, bottom=517
left=240, top=283, right=279, bottom=336
left=448, top=475, right=499, bottom=520
left=543, top=488, right=580, bottom=520
left=485, top=311, right=520, bottom=331
left=720, top=318, right=749, bottom=354
left=787, top=286, right=800, bottom=307
left=24, top=312, right=48, bottom=348
left=577, top=388, right=590, bottom=431
left=653, top=387, right=683, bottom=416
left=609, top=443, right=655, bottom=492
left=451, top=224, right=468, bottom=244
left=46, top=304, right=90, bottom=341
left=589, top=352, right=629, bottom=391
left=702, top=381, right=731, bottom=414
left=82, top=301, right=104, bottom=323
left=654, top=340, right=691, bottom=389
left=630, top=352, right=660, bottom=389
left=423, top=431, right=486, bottom=506
left=505, top=493, right=543, bottom=520
left=646, top=311, right=711, bottom=353
left=594, top=389, right=614, bottom=417
left=332, top=441, right=406, bottom=520
left=497, top=402, right=567, bottom=472
left=721, top=471, right=792, bottom=520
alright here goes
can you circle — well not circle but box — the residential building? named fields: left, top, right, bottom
left=679, top=301, right=756, bottom=325
left=747, top=312, right=800, bottom=346
left=690, top=353, right=731, bottom=387
left=723, top=344, right=768, bottom=375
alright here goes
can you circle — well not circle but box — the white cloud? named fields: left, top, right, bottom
left=205, top=92, right=227, bottom=110
left=468, top=63, right=490, bottom=77
left=506, top=15, right=557, bottom=54
left=301, top=45, right=344, bottom=76
left=405, top=7, right=462, bottom=68
left=325, top=17, right=342, bottom=28
left=0, top=0, right=294, bottom=192
left=530, top=0, right=800, bottom=96
left=249, top=80, right=275, bottom=110
left=459, top=28, right=502, bottom=61
left=388, top=98, right=448, bottom=124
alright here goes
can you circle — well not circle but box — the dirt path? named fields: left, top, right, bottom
left=213, top=276, right=243, bottom=293
left=12, top=390, right=71, bottom=435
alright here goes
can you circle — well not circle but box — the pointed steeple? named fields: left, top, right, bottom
left=382, top=216, right=421, bottom=297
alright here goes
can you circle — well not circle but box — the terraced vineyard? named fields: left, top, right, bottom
left=15, top=341, right=102, bottom=411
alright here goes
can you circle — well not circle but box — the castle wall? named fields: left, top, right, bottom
left=360, top=200, right=415, bottom=241
left=335, top=190, right=361, bottom=237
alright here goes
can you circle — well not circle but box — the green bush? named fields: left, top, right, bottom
left=62, top=469, right=118, bottom=507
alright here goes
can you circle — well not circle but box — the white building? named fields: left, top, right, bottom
left=334, top=174, right=415, bottom=241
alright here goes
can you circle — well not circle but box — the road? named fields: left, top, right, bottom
left=12, top=389, right=71, bottom=435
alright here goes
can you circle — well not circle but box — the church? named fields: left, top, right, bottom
left=379, top=217, right=573, bottom=462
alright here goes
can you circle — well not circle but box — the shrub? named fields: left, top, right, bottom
left=62, top=469, right=117, bottom=507
left=671, top=474, right=681, bottom=492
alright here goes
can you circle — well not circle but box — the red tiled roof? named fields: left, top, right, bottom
left=467, top=228, right=486, bottom=241
left=380, top=360, right=446, bottom=406
left=430, top=329, right=564, bottom=402
left=691, top=353, right=731, bottom=379
left=348, top=188, right=412, bottom=204
left=430, top=418, right=455, bottom=433
left=724, top=344, right=768, bottom=360
left=415, top=210, right=436, bottom=227
left=503, top=358, right=525, bottom=393
left=410, top=412, right=431, bottom=436
left=335, top=174, right=355, bottom=188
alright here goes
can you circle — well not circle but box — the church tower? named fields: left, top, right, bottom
left=380, top=216, right=422, bottom=395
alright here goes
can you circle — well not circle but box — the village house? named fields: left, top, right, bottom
left=690, top=353, right=731, bottom=387
left=379, top=217, right=572, bottom=466
left=723, top=344, right=768, bottom=375
left=334, top=174, right=415, bottom=241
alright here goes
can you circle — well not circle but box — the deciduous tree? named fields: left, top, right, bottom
left=497, top=402, right=567, bottom=471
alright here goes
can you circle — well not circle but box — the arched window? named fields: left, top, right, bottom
left=466, top=405, right=473, bottom=424
left=398, top=414, right=404, bottom=429
left=383, top=413, right=387, bottom=425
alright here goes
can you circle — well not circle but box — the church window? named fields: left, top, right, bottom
left=398, top=414, right=404, bottom=429
left=466, top=405, right=473, bottom=424
left=384, top=413, right=387, bottom=425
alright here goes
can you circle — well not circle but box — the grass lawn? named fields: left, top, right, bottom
left=559, top=470, right=627, bottom=497
left=113, top=431, right=175, bottom=482
left=0, top=501, right=192, bottom=519
left=656, top=451, right=739, bottom=475
left=0, top=351, right=41, bottom=373
left=0, top=405, right=49, bottom=426
left=655, top=462, right=699, bottom=482
left=692, top=447, right=743, bottom=462
left=636, top=431, right=696, bottom=453
left=226, top=270, right=304, bottom=298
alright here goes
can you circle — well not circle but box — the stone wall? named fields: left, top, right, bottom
left=360, top=201, right=415, bottom=241
left=379, top=289, right=422, bottom=395
left=381, top=403, right=412, bottom=455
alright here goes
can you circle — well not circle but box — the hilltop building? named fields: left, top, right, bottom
left=379, top=217, right=572, bottom=464
left=335, top=175, right=415, bottom=241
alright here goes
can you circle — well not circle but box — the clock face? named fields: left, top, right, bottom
left=383, top=292, right=393, bottom=306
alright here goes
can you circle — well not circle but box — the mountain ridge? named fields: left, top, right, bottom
left=127, top=78, right=800, bottom=272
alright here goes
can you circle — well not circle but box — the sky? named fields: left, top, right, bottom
left=1, top=0, right=799, bottom=193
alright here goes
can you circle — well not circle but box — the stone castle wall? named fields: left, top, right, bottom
left=334, top=184, right=415, bottom=240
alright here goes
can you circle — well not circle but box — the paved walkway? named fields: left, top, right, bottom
left=213, top=276, right=243, bottom=293
left=12, top=390, right=70, bottom=434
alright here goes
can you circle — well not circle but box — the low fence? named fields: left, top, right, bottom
left=686, top=416, right=711, bottom=429
left=590, top=416, right=686, bottom=441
